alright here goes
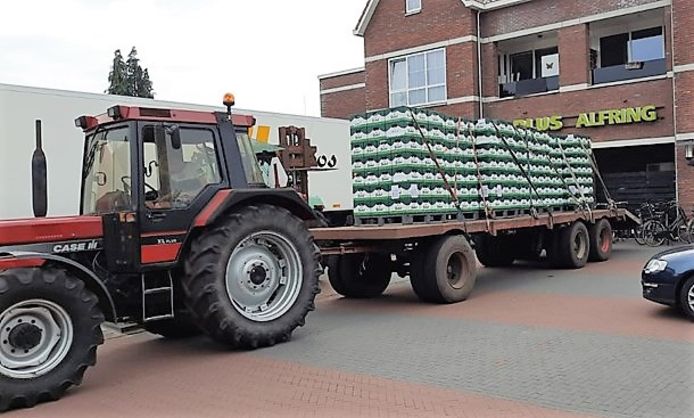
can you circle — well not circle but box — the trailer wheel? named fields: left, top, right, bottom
left=0, top=268, right=104, bottom=412
left=327, top=254, right=391, bottom=298
left=410, top=235, right=477, bottom=304
left=588, top=219, right=613, bottom=262
left=144, top=310, right=201, bottom=339
left=552, top=222, right=590, bottom=269
left=183, top=204, right=321, bottom=349
left=474, top=235, right=515, bottom=267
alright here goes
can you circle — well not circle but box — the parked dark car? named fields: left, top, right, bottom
left=642, top=245, right=694, bottom=321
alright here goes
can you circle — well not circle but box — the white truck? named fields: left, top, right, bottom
left=0, top=83, right=353, bottom=220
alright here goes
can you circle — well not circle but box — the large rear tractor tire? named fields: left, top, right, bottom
left=327, top=254, right=391, bottom=298
left=549, top=222, right=590, bottom=269
left=0, top=268, right=104, bottom=412
left=182, top=204, right=321, bottom=349
left=474, top=235, right=516, bottom=267
left=410, top=235, right=478, bottom=304
left=144, top=310, right=201, bottom=339
left=588, top=219, right=613, bottom=262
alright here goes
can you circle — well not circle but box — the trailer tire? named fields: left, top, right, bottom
left=144, top=311, right=201, bottom=339
left=588, top=219, right=612, bottom=262
left=553, top=222, right=590, bottom=269
left=0, top=268, right=104, bottom=412
left=183, top=204, right=321, bottom=349
left=410, top=236, right=477, bottom=304
left=327, top=254, right=391, bottom=298
left=474, top=235, right=515, bottom=267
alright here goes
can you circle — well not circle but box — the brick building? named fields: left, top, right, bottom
left=319, top=0, right=694, bottom=209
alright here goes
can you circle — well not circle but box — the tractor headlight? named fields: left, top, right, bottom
left=644, top=259, right=668, bottom=274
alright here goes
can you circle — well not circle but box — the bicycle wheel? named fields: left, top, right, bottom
left=633, top=227, right=647, bottom=246
left=641, top=220, right=666, bottom=247
left=684, top=218, right=694, bottom=244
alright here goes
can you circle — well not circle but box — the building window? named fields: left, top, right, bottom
left=630, top=27, right=665, bottom=62
left=499, top=45, right=559, bottom=98
left=389, top=49, right=446, bottom=107
left=594, top=26, right=666, bottom=84
left=406, top=0, right=421, bottom=14
left=600, top=27, right=664, bottom=66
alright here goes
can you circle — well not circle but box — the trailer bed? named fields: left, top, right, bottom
left=312, top=208, right=637, bottom=242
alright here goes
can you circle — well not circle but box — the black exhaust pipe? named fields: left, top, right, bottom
left=32, top=120, right=48, bottom=217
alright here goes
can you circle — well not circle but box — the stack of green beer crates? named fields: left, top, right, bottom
left=350, top=108, right=594, bottom=222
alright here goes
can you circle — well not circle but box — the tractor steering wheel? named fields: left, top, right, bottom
left=121, top=176, right=158, bottom=198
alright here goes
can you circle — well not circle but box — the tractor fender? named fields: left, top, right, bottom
left=0, top=251, right=117, bottom=322
left=193, top=188, right=318, bottom=229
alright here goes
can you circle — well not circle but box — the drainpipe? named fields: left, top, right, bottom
left=669, top=5, right=679, bottom=203
left=476, top=9, right=484, bottom=118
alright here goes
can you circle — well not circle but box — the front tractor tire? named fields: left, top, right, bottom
left=182, top=204, right=321, bottom=349
left=0, top=268, right=104, bottom=412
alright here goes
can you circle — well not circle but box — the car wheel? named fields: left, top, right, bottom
left=679, top=276, right=694, bottom=321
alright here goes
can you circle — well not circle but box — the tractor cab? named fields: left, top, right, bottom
left=75, top=101, right=264, bottom=218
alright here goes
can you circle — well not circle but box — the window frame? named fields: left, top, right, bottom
left=597, top=26, right=665, bottom=68
left=388, top=48, right=447, bottom=108
left=405, top=0, right=422, bottom=15
left=501, top=46, right=559, bottom=83
left=140, top=123, right=224, bottom=211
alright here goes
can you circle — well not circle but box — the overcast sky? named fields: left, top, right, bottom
left=0, top=0, right=366, bottom=116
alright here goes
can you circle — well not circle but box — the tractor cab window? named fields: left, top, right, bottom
left=81, top=126, right=133, bottom=215
left=235, top=130, right=265, bottom=185
left=142, top=125, right=221, bottom=210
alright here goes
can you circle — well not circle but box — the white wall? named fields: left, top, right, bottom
left=0, top=83, right=352, bottom=219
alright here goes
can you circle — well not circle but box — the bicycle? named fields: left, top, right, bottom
left=641, top=201, right=692, bottom=247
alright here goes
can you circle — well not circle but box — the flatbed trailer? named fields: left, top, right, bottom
left=311, top=208, right=639, bottom=304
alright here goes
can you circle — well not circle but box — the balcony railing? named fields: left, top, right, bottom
left=499, top=76, right=559, bottom=98
left=592, top=58, right=667, bottom=85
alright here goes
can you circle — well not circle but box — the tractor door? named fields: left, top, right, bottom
left=137, top=122, right=227, bottom=265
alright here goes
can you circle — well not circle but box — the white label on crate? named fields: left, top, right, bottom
left=409, top=184, right=420, bottom=198
left=390, top=185, right=401, bottom=200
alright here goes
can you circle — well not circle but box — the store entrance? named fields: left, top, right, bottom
left=593, top=143, right=675, bottom=210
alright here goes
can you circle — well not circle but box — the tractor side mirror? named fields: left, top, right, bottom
left=167, top=124, right=181, bottom=150
left=32, top=120, right=48, bottom=217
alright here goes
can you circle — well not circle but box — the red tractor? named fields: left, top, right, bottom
left=0, top=95, right=322, bottom=411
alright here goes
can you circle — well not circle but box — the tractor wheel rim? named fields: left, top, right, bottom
left=688, top=283, right=694, bottom=312
left=0, top=299, right=74, bottom=379
left=446, top=253, right=466, bottom=289
left=573, top=231, right=587, bottom=260
left=225, top=231, right=303, bottom=322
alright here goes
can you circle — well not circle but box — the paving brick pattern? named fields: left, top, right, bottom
left=260, top=307, right=693, bottom=418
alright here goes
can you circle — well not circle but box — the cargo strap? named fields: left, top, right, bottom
left=577, top=139, right=615, bottom=208
left=490, top=122, right=542, bottom=219
left=523, top=129, right=583, bottom=211
left=409, top=110, right=459, bottom=204
left=468, top=125, right=493, bottom=230
left=555, top=140, right=592, bottom=217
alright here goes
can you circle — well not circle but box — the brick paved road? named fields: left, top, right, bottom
left=7, top=243, right=694, bottom=418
